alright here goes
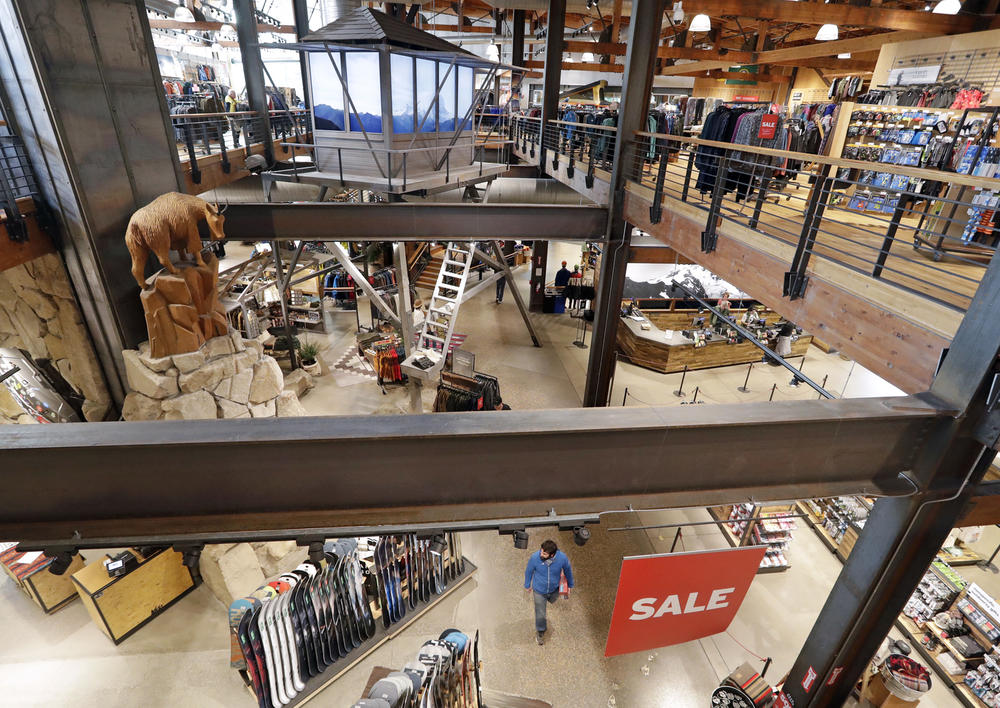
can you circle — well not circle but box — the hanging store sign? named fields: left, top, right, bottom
left=604, top=546, right=766, bottom=657
left=759, top=114, right=779, bottom=140
left=734, top=95, right=760, bottom=102
left=887, top=65, right=941, bottom=86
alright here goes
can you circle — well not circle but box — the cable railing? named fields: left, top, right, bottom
left=169, top=109, right=312, bottom=185
left=626, top=131, right=996, bottom=313
left=0, top=133, right=39, bottom=242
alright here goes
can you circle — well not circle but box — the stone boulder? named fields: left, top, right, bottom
left=251, top=541, right=305, bottom=579
left=123, top=350, right=179, bottom=399
left=161, top=390, right=216, bottom=420
left=199, top=543, right=266, bottom=608
left=249, top=357, right=283, bottom=404
left=283, top=369, right=314, bottom=398
left=276, top=390, right=307, bottom=417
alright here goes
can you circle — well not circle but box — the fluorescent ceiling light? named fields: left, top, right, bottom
left=174, top=6, right=196, bottom=22
left=838, top=52, right=851, bottom=59
left=932, top=0, right=961, bottom=13
left=815, top=23, right=838, bottom=40
left=582, top=52, right=595, bottom=62
left=689, top=14, right=711, bottom=32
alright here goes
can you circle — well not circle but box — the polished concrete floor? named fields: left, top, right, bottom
left=0, top=244, right=989, bottom=706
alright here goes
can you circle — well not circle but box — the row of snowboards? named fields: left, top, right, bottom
left=229, top=534, right=466, bottom=707
left=355, top=629, right=482, bottom=708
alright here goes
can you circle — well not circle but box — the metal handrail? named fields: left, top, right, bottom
left=550, top=119, right=619, bottom=132
left=276, top=139, right=514, bottom=155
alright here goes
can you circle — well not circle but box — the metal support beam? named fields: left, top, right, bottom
left=783, top=249, right=1000, bottom=706
left=528, top=240, right=548, bottom=312
left=221, top=202, right=608, bottom=241
left=511, top=9, right=526, bottom=100
left=478, top=241, right=540, bottom=347
left=271, top=241, right=299, bottom=370
left=292, top=0, right=312, bottom=109
left=234, top=0, right=274, bottom=166
left=583, top=0, right=666, bottom=407
left=328, top=242, right=401, bottom=328
left=393, top=242, right=422, bottom=412
left=0, top=396, right=945, bottom=546
left=538, top=0, right=565, bottom=172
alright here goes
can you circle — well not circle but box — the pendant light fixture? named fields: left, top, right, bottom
left=582, top=52, right=595, bottom=62
left=815, top=23, right=838, bottom=40
left=932, top=0, right=961, bottom=13
left=838, top=53, right=851, bottom=59
left=689, top=13, right=711, bottom=32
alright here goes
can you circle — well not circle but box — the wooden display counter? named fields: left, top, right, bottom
left=71, top=548, right=195, bottom=644
left=643, top=308, right=783, bottom=333
left=616, top=314, right=812, bottom=374
left=0, top=546, right=84, bottom=613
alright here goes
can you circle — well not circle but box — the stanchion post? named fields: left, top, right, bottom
left=769, top=383, right=777, bottom=401
left=692, top=386, right=699, bottom=404
left=670, top=529, right=682, bottom=553
left=673, top=364, right=687, bottom=397
left=738, top=362, right=752, bottom=393
left=622, top=386, right=629, bottom=407
left=790, top=355, right=805, bottom=387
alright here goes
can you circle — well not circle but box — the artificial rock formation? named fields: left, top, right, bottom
left=140, top=254, right=229, bottom=359
left=199, top=541, right=307, bottom=607
left=0, top=252, right=111, bottom=423
left=121, top=331, right=307, bottom=420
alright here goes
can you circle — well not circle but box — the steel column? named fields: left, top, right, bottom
left=0, top=0, right=185, bottom=403
left=582, top=0, right=666, bottom=407
left=234, top=0, right=274, bottom=166
left=528, top=240, right=548, bottom=311
left=538, top=0, right=565, bottom=173
left=271, top=241, right=299, bottom=370
left=783, top=248, right=1000, bottom=706
left=511, top=9, right=526, bottom=101
left=489, top=241, right=540, bottom=347
left=292, top=0, right=312, bottom=109
left=393, top=242, right=422, bottom=412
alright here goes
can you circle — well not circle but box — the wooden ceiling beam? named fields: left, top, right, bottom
left=758, top=30, right=930, bottom=62
left=658, top=59, right=734, bottom=76
left=680, top=0, right=980, bottom=33
left=423, top=22, right=494, bottom=32
left=563, top=39, right=626, bottom=55
left=678, top=69, right=785, bottom=82
left=768, top=57, right=877, bottom=71
left=524, top=59, right=624, bottom=72
left=657, top=46, right=756, bottom=62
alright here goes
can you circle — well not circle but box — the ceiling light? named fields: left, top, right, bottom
left=689, top=13, right=711, bottom=32
left=174, top=5, right=196, bottom=22
left=815, top=23, right=838, bottom=40
left=582, top=52, right=595, bottom=62
left=487, top=42, right=499, bottom=60
left=838, top=52, right=851, bottom=59
left=932, top=0, right=961, bottom=13
left=211, top=42, right=222, bottom=52
left=672, top=1, right=685, bottom=23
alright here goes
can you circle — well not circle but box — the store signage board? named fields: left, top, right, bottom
left=801, top=666, right=818, bottom=693
left=968, top=583, right=1000, bottom=625
left=604, top=546, right=766, bottom=657
left=452, top=350, right=475, bottom=378
left=827, top=667, right=843, bottom=686
left=734, top=95, right=759, bottom=102
left=887, top=65, right=941, bottom=86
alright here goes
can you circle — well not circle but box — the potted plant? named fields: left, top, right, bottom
left=298, top=340, right=321, bottom=375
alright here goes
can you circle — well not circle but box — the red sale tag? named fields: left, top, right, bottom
left=759, top=113, right=778, bottom=140
left=604, top=547, right=765, bottom=657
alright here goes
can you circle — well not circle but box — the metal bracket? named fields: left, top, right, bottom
left=783, top=271, right=809, bottom=300
left=974, top=373, right=1000, bottom=448
left=1, top=211, right=28, bottom=242
left=566, top=155, right=575, bottom=179
left=701, top=229, right=718, bottom=253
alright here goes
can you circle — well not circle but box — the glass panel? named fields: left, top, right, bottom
left=439, top=65, right=457, bottom=132
left=309, top=53, right=344, bottom=131
left=346, top=51, right=383, bottom=133
left=458, top=66, right=473, bottom=130
left=415, top=59, right=437, bottom=133
left=390, top=54, right=414, bottom=134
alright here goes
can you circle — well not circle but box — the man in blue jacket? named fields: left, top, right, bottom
left=524, top=539, right=574, bottom=645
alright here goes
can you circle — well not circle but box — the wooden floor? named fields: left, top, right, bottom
left=634, top=155, right=986, bottom=312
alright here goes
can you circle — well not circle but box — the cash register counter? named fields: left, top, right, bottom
left=616, top=314, right=812, bottom=374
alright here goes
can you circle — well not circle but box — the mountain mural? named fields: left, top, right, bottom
left=623, top=263, right=748, bottom=300
left=314, top=104, right=345, bottom=131
left=349, top=112, right=384, bottom=133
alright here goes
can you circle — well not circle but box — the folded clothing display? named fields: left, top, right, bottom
left=881, top=654, right=932, bottom=700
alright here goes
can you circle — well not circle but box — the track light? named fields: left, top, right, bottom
left=174, top=5, right=196, bottom=22
left=689, top=14, right=711, bottom=32
left=429, top=534, right=447, bottom=554
left=46, top=549, right=79, bottom=576
left=672, top=1, right=685, bottom=23
left=838, top=53, right=851, bottom=59
left=815, top=24, right=838, bottom=41
left=513, top=530, right=529, bottom=549
left=573, top=527, right=591, bottom=546
left=932, top=0, right=961, bottom=12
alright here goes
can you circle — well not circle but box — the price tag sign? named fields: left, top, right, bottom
left=759, top=114, right=779, bottom=140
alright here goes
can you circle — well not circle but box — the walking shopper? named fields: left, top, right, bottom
left=496, top=274, right=506, bottom=303
left=524, top=539, right=574, bottom=645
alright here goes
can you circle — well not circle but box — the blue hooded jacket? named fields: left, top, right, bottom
left=524, top=549, right=574, bottom=594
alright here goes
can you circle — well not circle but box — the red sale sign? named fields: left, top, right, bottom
left=604, top=547, right=766, bottom=657
left=759, top=113, right=778, bottom=140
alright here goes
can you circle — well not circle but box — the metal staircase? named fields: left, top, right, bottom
left=401, top=242, right=476, bottom=381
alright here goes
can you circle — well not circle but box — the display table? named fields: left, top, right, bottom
left=0, top=545, right=84, bottom=613
left=616, top=315, right=812, bottom=374
left=71, top=548, right=195, bottom=644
